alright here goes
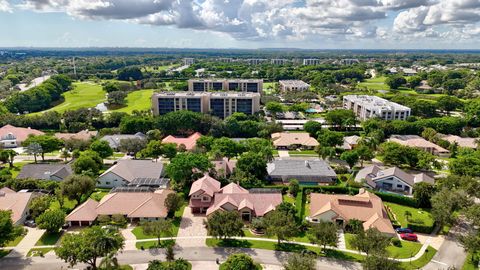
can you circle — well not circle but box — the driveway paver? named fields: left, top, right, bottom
left=7, top=227, right=45, bottom=257
left=121, top=227, right=138, bottom=251
left=175, top=207, right=207, bottom=249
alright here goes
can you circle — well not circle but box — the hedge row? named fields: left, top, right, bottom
left=407, top=223, right=435, bottom=234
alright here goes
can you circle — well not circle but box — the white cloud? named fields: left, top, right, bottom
left=0, top=0, right=12, bottom=12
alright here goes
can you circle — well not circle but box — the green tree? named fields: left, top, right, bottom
left=236, top=151, right=267, bottom=181
left=308, top=221, right=338, bottom=251
left=164, top=193, right=184, bottom=217
left=211, top=137, right=243, bottom=160
left=264, top=208, right=298, bottom=244
left=0, top=210, right=17, bottom=247
left=36, top=209, right=66, bottom=233
left=25, top=142, right=42, bottom=163
left=29, top=195, right=52, bottom=219
left=140, top=140, right=163, bottom=160
left=142, top=220, right=173, bottom=245
left=205, top=211, right=244, bottom=239
left=196, top=136, right=215, bottom=152
left=413, top=182, right=435, bottom=208
left=73, top=151, right=103, bottom=175
left=355, top=145, right=374, bottom=167
left=362, top=254, right=402, bottom=270
left=385, top=75, right=406, bottom=89
left=431, top=188, right=472, bottom=228
left=118, top=138, right=147, bottom=158
left=324, top=109, right=356, bottom=130
left=283, top=253, right=316, bottom=270
left=317, top=129, right=344, bottom=147
left=61, top=174, right=96, bottom=203
left=90, top=140, right=113, bottom=160
left=288, top=179, right=300, bottom=197
left=166, top=153, right=211, bottom=187
left=23, top=135, right=63, bottom=161
left=265, top=102, right=284, bottom=114
left=56, top=226, right=124, bottom=270
left=340, top=150, right=359, bottom=169
left=304, top=121, right=322, bottom=137
left=350, top=228, right=390, bottom=256
left=220, top=253, right=262, bottom=270
left=161, top=143, right=178, bottom=159
left=437, top=96, right=463, bottom=115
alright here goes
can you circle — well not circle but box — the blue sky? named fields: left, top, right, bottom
left=1, top=0, right=480, bottom=49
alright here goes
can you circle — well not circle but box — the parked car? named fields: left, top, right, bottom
left=396, top=228, right=413, bottom=234
left=24, top=220, right=36, bottom=228
left=400, top=233, right=418, bottom=241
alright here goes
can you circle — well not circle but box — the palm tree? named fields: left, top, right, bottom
left=60, top=149, right=71, bottom=162
left=99, top=253, right=119, bottom=270
left=25, top=143, right=42, bottom=163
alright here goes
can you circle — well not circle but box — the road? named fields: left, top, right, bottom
left=0, top=247, right=361, bottom=270
left=423, top=221, right=469, bottom=270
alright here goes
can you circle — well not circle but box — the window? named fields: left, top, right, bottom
left=106, top=182, right=110, bottom=185
left=397, top=184, right=403, bottom=188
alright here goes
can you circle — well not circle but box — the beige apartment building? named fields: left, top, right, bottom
left=187, top=79, right=263, bottom=93
left=279, top=80, right=310, bottom=92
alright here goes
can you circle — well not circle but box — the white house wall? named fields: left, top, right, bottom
left=97, top=172, right=129, bottom=188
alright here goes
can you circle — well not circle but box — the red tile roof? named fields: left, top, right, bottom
left=162, top=132, right=202, bottom=151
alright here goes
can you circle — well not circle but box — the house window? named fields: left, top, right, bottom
left=311, top=218, right=318, bottom=222
left=201, top=196, right=210, bottom=202
left=106, top=182, right=110, bottom=185
left=397, top=184, right=403, bottom=188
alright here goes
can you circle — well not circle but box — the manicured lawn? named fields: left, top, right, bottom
left=135, top=240, right=174, bottom=249
left=6, top=232, right=26, bottom=247
left=242, top=229, right=310, bottom=243
left=90, top=188, right=110, bottom=201
left=35, top=231, right=63, bottom=246
left=132, top=204, right=185, bottom=241
left=109, top=89, right=153, bottom=114
left=49, top=197, right=77, bottom=212
left=462, top=252, right=480, bottom=270
left=283, top=194, right=295, bottom=204
left=345, top=233, right=422, bottom=259
left=358, top=76, right=389, bottom=91
left=0, top=250, right=11, bottom=258
left=206, top=238, right=365, bottom=262
left=400, top=246, right=437, bottom=270
left=31, top=82, right=106, bottom=115
left=288, top=150, right=317, bottom=156
left=385, top=202, right=434, bottom=229
left=27, top=247, right=54, bottom=257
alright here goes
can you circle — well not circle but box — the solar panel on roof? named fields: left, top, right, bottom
left=128, top=177, right=169, bottom=187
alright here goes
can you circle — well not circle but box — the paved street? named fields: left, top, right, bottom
left=0, top=247, right=361, bottom=270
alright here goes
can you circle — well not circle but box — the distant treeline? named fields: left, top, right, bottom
left=3, top=75, right=72, bottom=114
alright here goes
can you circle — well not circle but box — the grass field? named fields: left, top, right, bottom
left=385, top=202, right=434, bottom=229
left=35, top=231, right=64, bottom=246
left=109, top=89, right=153, bottom=114
left=345, top=233, right=422, bottom=259
left=90, top=188, right=111, bottom=201
left=6, top=232, right=26, bottom=247
left=27, top=247, right=54, bottom=257
left=31, top=82, right=106, bottom=115
left=263, top=82, right=277, bottom=94
left=358, top=76, right=389, bottom=91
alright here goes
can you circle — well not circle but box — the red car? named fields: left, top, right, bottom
left=400, top=233, right=418, bottom=241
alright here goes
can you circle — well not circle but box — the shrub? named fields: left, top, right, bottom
left=97, top=215, right=111, bottom=225
left=334, top=165, right=349, bottom=174
left=391, top=238, right=402, bottom=247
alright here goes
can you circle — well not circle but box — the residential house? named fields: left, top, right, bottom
left=308, top=189, right=395, bottom=236
left=212, top=158, right=237, bottom=177
left=17, top=163, right=73, bottom=181
left=271, top=132, right=319, bottom=150
left=55, top=130, right=98, bottom=141
left=0, top=125, right=44, bottom=148
left=65, top=189, right=173, bottom=226
left=100, top=132, right=146, bottom=150
left=388, top=135, right=450, bottom=156
left=341, top=135, right=360, bottom=150
left=267, top=159, right=337, bottom=184
left=439, top=135, right=478, bottom=149
left=188, top=175, right=282, bottom=221
left=97, top=159, right=167, bottom=188
left=0, top=187, right=40, bottom=225
left=161, top=132, right=202, bottom=151
left=355, top=165, right=434, bottom=195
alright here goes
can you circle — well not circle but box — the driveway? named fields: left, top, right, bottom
left=7, top=227, right=45, bottom=258
left=278, top=150, right=290, bottom=158
left=175, top=207, right=208, bottom=249
left=423, top=222, right=469, bottom=270
left=120, top=226, right=137, bottom=251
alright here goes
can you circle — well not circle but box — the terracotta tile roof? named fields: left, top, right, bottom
left=162, top=132, right=202, bottom=151
left=271, top=132, right=319, bottom=148
left=189, top=174, right=221, bottom=197
left=220, top=183, right=248, bottom=194
left=389, top=135, right=449, bottom=153
left=67, top=190, right=173, bottom=222
left=441, top=135, right=477, bottom=149
left=309, top=189, right=394, bottom=235
left=206, top=193, right=282, bottom=217
left=0, top=124, right=44, bottom=143
left=212, top=158, right=237, bottom=175
left=0, top=190, right=36, bottom=224
left=55, top=130, right=98, bottom=141
left=65, top=198, right=99, bottom=222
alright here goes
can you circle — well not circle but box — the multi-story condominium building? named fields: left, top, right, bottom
left=303, top=59, right=321, bottom=65
left=217, top=58, right=233, bottom=63
left=279, top=80, right=310, bottom=92
left=183, top=58, right=194, bottom=65
left=152, top=92, right=260, bottom=118
left=338, top=58, right=360, bottom=65
left=343, top=95, right=411, bottom=121
left=246, top=59, right=266, bottom=65
left=271, top=59, right=288, bottom=65
left=187, top=79, right=263, bottom=93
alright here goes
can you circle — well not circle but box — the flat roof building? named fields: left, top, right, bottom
left=271, top=59, right=288, bottom=65
left=246, top=59, right=267, bottom=65
left=152, top=91, right=260, bottom=118
left=343, top=95, right=411, bottom=121
left=303, top=59, right=321, bottom=65
left=188, top=79, right=263, bottom=93
left=279, top=80, right=310, bottom=92
left=183, top=58, right=194, bottom=65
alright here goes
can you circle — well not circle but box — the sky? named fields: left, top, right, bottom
left=1, top=0, right=480, bottom=49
